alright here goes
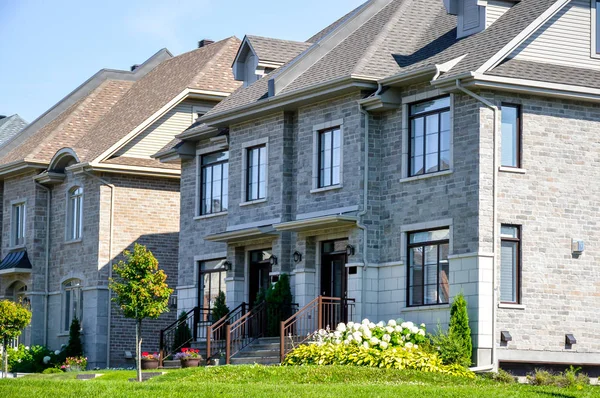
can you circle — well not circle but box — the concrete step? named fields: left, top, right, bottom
left=229, top=356, right=280, bottom=366
left=256, top=337, right=280, bottom=344
left=236, top=349, right=280, bottom=358
left=244, top=343, right=280, bottom=351
left=162, top=360, right=182, bottom=369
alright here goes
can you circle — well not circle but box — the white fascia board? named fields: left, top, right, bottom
left=92, top=89, right=228, bottom=164
left=72, top=163, right=180, bottom=179
left=476, top=0, right=571, bottom=74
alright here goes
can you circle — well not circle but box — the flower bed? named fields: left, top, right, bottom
left=283, top=319, right=473, bottom=379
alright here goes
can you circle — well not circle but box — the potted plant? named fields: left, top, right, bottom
left=174, top=348, right=202, bottom=368
left=61, top=356, right=87, bottom=372
left=140, top=352, right=160, bottom=370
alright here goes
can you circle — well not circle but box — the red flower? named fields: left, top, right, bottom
left=142, top=352, right=149, bottom=356
left=181, top=348, right=188, bottom=353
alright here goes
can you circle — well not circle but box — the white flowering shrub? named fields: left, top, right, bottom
left=311, top=319, right=427, bottom=350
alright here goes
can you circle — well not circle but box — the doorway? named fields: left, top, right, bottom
left=248, top=249, right=273, bottom=306
left=320, top=240, right=350, bottom=326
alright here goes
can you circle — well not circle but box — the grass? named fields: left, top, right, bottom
left=0, top=365, right=598, bottom=397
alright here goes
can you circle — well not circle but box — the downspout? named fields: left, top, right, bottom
left=35, top=182, right=51, bottom=347
left=82, top=171, right=115, bottom=369
left=356, top=83, right=383, bottom=320
left=454, top=80, right=499, bottom=372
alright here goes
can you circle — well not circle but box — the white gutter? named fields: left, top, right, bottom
left=356, top=82, right=384, bottom=320
left=454, top=80, right=499, bottom=372
left=35, top=182, right=51, bottom=347
left=82, top=171, right=115, bottom=368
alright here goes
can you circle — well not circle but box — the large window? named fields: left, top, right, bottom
left=246, top=145, right=267, bottom=201
left=67, top=187, right=83, bottom=241
left=198, top=259, right=227, bottom=314
left=11, top=202, right=26, bottom=247
left=501, top=104, right=521, bottom=168
left=318, top=127, right=341, bottom=188
left=500, top=225, right=521, bottom=304
left=63, top=279, right=83, bottom=331
left=409, top=96, right=451, bottom=177
left=199, top=151, right=229, bottom=215
left=407, top=228, right=450, bottom=307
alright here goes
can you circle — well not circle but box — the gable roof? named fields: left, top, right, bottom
left=201, top=0, right=561, bottom=123
left=0, top=115, right=27, bottom=145
left=0, top=37, right=241, bottom=173
left=245, top=36, right=312, bottom=65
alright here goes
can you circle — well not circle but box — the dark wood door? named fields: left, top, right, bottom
left=321, top=252, right=349, bottom=326
left=248, top=250, right=272, bottom=305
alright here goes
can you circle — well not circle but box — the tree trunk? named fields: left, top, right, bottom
left=136, top=320, right=143, bottom=382
left=2, top=337, right=7, bottom=379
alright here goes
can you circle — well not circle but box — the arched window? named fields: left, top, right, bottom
left=67, top=187, right=83, bottom=241
left=63, top=279, right=83, bottom=331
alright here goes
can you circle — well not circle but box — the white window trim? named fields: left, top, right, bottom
left=65, top=186, right=84, bottom=242
left=312, top=119, right=344, bottom=191
left=591, top=0, right=600, bottom=59
left=192, top=105, right=211, bottom=124
left=241, top=137, right=269, bottom=205
left=10, top=199, right=27, bottom=249
left=195, top=144, right=229, bottom=218
left=401, top=91, right=455, bottom=180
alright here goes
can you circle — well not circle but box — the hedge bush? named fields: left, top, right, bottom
left=283, top=343, right=474, bottom=379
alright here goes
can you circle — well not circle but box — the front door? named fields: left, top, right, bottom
left=248, top=249, right=273, bottom=306
left=320, top=240, right=349, bottom=326
left=198, top=259, right=227, bottom=339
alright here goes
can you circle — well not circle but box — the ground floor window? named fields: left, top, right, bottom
left=407, top=228, right=450, bottom=306
left=500, top=225, right=521, bottom=304
left=248, top=249, right=273, bottom=305
left=198, top=259, right=227, bottom=317
left=63, top=279, right=83, bottom=331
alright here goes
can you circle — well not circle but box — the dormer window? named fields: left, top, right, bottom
left=457, top=0, right=485, bottom=38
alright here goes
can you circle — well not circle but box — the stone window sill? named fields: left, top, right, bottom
left=310, top=185, right=342, bottom=194
left=64, top=239, right=83, bottom=245
left=402, top=303, right=450, bottom=313
left=194, top=212, right=228, bottom=221
left=400, top=170, right=453, bottom=183
left=498, top=303, right=526, bottom=310
left=8, top=244, right=26, bottom=251
left=499, top=167, right=526, bottom=174
left=240, top=198, right=267, bottom=207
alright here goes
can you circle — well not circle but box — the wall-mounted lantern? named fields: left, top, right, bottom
left=269, top=256, right=278, bottom=266
left=565, top=334, right=577, bottom=346
left=223, top=261, right=232, bottom=271
left=293, top=251, right=303, bottom=263
left=346, top=245, right=355, bottom=257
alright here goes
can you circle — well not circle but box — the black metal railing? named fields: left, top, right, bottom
left=206, top=303, right=247, bottom=363
left=159, top=307, right=211, bottom=366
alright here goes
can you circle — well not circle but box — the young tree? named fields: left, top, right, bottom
left=0, top=299, right=32, bottom=378
left=65, top=317, right=84, bottom=358
left=109, top=243, right=172, bottom=382
left=449, top=293, right=473, bottom=366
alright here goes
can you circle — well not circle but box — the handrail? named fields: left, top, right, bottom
left=280, top=296, right=355, bottom=362
left=159, top=307, right=211, bottom=367
left=226, top=301, right=267, bottom=364
left=206, top=302, right=246, bottom=363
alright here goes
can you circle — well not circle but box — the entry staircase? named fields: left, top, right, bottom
left=159, top=297, right=354, bottom=367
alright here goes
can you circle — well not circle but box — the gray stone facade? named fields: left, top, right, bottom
left=179, top=83, right=600, bottom=368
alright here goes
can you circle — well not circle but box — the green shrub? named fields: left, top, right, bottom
left=212, top=291, right=230, bottom=322
left=42, top=367, right=62, bottom=374
left=527, top=366, right=589, bottom=388
left=65, top=317, right=83, bottom=358
left=265, top=274, right=293, bottom=337
left=479, top=369, right=516, bottom=384
left=448, top=293, right=472, bottom=366
left=172, top=311, right=193, bottom=351
left=429, top=326, right=471, bottom=368
left=283, top=343, right=474, bottom=379
left=8, top=344, right=54, bottom=373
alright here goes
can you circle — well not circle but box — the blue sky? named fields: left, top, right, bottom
left=0, top=0, right=365, bottom=122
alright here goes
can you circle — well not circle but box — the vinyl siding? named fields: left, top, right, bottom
left=114, top=99, right=215, bottom=158
left=510, top=0, right=600, bottom=70
left=485, top=1, right=513, bottom=28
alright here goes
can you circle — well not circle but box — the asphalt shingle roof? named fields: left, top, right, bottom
left=246, top=36, right=312, bottom=65
left=0, top=115, right=27, bottom=146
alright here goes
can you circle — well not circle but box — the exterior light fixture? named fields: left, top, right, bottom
left=565, top=334, right=577, bottom=346
left=571, top=239, right=584, bottom=255
left=501, top=331, right=512, bottom=343
left=269, top=256, right=278, bottom=266
left=346, top=245, right=355, bottom=257
left=223, top=261, right=232, bottom=271
left=293, top=251, right=303, bottom=263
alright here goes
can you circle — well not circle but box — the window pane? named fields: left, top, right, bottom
left=64, top=290, right=71, bottom=331
left=597, top=1, right=600, bottom=54
left=500, top=241, right=518, bottom=302
left=410, top=96, right=450, bottom=115
left=410, top=228, right=450, bottom=244
left=501, top=105, right=519, bottom=167
left=411, top=155, right=424, bottom=176
left=501, top=225, right=518, bottom=238
left=409, top=248, right=423, bottom=306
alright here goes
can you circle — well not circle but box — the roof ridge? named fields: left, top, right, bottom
left=188, top=36, right=239, bottom=89
left=246, top=34, right=311, bottom=44
left=353, top=0, right=412, bottom=76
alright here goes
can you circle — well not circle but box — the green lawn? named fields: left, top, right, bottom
left=0, top=365, right=597, bottom=397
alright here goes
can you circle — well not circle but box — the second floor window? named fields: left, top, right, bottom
left=501, top=104, right=521, bottom=168
left=246, top=145, right=267, bottom=201
left=200, top=151, right=229, bottom=215
left=67, top=187, right=83, bottom=241
left=409, top=96, right=451, bottom=177
left=11, top=202, right=26, bottom=247
left=407, top=228, right=450, bottom=307
left=318, top=127, right=341, bottom=188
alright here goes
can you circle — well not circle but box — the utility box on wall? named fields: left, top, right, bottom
left=571, top=239, right=585, bottom=255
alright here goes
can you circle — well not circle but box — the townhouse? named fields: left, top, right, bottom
left=0, top=37, right=241, bottom=368
left=159, top=0, right=600, bottom=371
